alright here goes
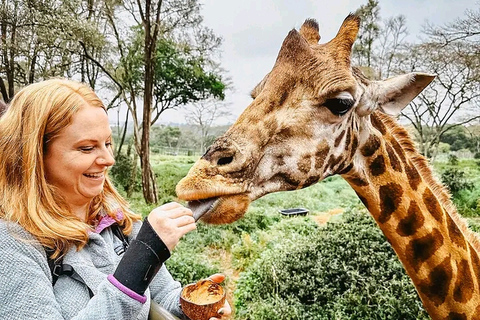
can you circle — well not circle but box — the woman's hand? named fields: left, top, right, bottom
left=208, top=274, right=231, bottom=320
left=147, top=202, right=196, bottom=252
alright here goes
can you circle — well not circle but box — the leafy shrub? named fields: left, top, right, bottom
left=232, top=216, right=320, bottom=271
left=441, top=167, right=474, bottom=195
left=234, top=211, right=429, bottom=320
left=165, top=223, right=226, bottom=285
left=166, top=250, right=220, bottom=286
left=447, top=154, right=459, bottom=165
left=451, top=187, right=480, bottom=217
left=154, top=162, right=192, bottom=204
left=110, top=153, right=141, bottom=193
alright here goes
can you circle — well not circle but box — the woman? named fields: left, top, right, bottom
left=0, top=79, right=230, bottom=319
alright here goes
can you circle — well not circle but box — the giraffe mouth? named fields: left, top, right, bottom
left=187, top=197, right=220, bottom=221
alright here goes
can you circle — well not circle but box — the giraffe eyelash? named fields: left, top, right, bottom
left=323, top=98, right=355, bottom=116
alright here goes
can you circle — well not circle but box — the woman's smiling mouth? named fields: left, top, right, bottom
left=83, top=172, right=104, bottom=179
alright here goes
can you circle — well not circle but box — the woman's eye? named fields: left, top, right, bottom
left=323, top=98, right=354, bottom=116
left=80, top=147, right=94, bottom=152
left=106, top=142, right=112, bottom=148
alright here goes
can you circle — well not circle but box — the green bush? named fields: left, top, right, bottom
left=110, top=153, right=141, bottom=193
left=154, top=162, right=192, bottom=204
left=234, top=211, right=429, bottom=320
left=451, top=187, right=480, bottom=217
left=166, top=251, right=220, bottom=286
left=441, top=167, right=473, bottom=195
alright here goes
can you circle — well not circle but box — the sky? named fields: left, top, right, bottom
left=111, top=0, right=476, bottom=125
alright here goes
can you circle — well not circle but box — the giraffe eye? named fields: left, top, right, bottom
left=324, top=98, right=354, bottom=116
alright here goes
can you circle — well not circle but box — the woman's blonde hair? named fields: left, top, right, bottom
left=0, top=78, right=141, bottom=258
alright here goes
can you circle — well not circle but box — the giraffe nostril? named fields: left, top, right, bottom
left=217, top=156, right=234, bottom=166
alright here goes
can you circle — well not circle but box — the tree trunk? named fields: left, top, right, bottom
left=115, top=108, right=129, bottom=157
left=7, top=26, right=15, bottom=99
left=139, top=0, right=159, bottom=204
left=127, top=144, right=138, bottom=198
left=0, top=77, right=9, bottom=103
left=28, top=49, right=37, bottom=84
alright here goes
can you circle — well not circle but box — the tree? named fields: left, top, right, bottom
left=151, top=125, right=182, bottom=149
left=0, top=0, right=106, bottom=101
left=425, top=5, right=480, bottom=45
left=439, top=125, right=475, bottom=152
left=185, top=100, right=231, bottom=154
left=91, top=0, right=226, bottom=203
left=399, top=41, right=480, bottom=160
left=353, top=0, right=380, bottom=68
left=375, top=15, right=408, bottom=79
left=152, top=38, right=225, bottom=125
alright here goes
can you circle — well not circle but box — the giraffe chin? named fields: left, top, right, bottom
left=189, top=194, right=251, bottom=225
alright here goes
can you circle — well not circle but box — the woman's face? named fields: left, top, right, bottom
left=44, top=105, right=115, bottom=208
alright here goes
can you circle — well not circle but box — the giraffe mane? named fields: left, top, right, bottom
left=376, top=111, right=480, bottom=253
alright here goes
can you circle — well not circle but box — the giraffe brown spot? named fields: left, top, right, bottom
left=378, top=183, right=403, bottom=223
left=405, top=163, right=421, bottom=191
left=351, top=135, right=358, bottom=150
left=423, top=188, right=444, bottom=223
left=298, top=154, right=312, bottom=174
left=418, top=256, right=453, bottom=307
left=349, top=135, right=359, bottom=160
left=277, top=126, right=296, bottom=140
left=264, top=117, right=278, bottom=135
left=271, top=172, right=301, bottom=189
left=406, top=228, right=443, bottom=272
left=445, top=312, right=467, bottom=320
left=469, top=245, right=480, bottom=294
left=349, top=176, right=369, bottom=187
left=334, top=130, right=346, bottom=147
left=338, top=162, right=354, bottom=175
left=446, top=214, right=467, bottom=250
left=371, top=113, right=387, bottom=135
left=386, top=143, right=403, bottom=173
left=278, top=90, right=289, bottom=106
left=453, top=259, right=474, bottom=303
left=397, top=200, right=424, bottom=237
left=265, top=100, right=276, bottom=114
left=303, top=175, right=320, bottom=188
left=391, top=138, right=407, bottom=164
left=345, top=127, right=351, bottom=147
left=315, top=144, right=329, bottom=170
left=370, top=155, right=386, bottom=176
left=360, top=135, right=381, bottom=157
left=327, top=154, right=343, bottom=171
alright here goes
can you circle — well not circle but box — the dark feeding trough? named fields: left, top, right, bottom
left=279, top=208, right=309, bottom=217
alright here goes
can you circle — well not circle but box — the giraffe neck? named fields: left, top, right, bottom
left=343, top=113, right=480, bottom=319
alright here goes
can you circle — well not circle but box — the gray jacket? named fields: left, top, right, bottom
left=0, top=219, right=187, bottom=319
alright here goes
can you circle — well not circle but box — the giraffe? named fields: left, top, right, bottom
left=176, top=14, right=480, bottom=319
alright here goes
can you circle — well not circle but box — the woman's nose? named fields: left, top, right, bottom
left=98, top=147, right=115, bottom=167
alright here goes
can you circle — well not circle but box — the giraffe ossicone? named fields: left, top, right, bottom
left=176, top=14, right=480, bottom=319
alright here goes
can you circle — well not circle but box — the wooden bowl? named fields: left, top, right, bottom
left=180, top=279, right=226, bottom=320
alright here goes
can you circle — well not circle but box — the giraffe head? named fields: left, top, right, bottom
left=176, top=15, right=434, bottom=224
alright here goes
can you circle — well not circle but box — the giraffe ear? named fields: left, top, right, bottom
left=374, top=73, right=435, bottom=116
